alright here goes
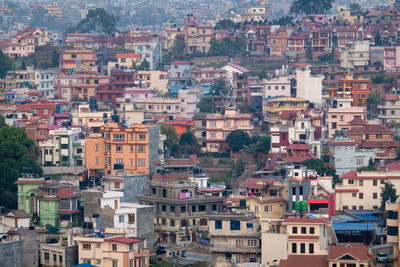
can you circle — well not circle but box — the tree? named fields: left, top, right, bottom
left=31, top=212, right=40, bottom=225
left=161, top=125, right=178, bottom=156
left=375, top=30, right=383, bottom=46
left=301, top=158, right=336, bottom=176
left=214, top=19, right=240, bottom=32
left=0, top=126, right=42, bottom=211
left=381, top=182, right=398, bottom=210
left=0, top=50, right=12, bottom=78
left=226, top=130, right=251, bottom=153
left=211, top=78, right=230, bottom=96
left=20, top=60, right=26, bottom=70
left=0, top=114, right=6, bottom=128
left=179, top=132, right=196, bottom=146
left=138, top=59, right=150, bottom=71
left=197, top=98, right=215, bottom=113
left=75, top=8, right=119, bottom=35
left=290, top=0, right=333, bottom=15
left=350, top=3, right=363, bottom=16
left=253, top=136, right=271, bottom=154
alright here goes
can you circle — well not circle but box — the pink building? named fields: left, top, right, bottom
left=383, top=47, right=400, bottom=72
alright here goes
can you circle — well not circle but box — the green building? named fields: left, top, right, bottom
left=16, top=176, right=82, bottom=229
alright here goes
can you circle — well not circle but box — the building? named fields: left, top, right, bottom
left=137, top=181, right=224, bottom=245
left=263, top=97, right=309, bottom=121
left=40, top=243, right=78, bottom=267
left=327, top=98, right=366, bottom=137
left=326, top=244, right=373, bottom=267
left=96, top=71, right=134, bottom=106
left=184, top=14, right=213, bottom=54
left=208, top=213, right=261, bottom=266
left=335, top=170, right=400, bottom=211
left=73, top=235, right=149, bottom=267
left=107, top=53, right=140, bottom=75
left=205, top=106, right=253, bottom=152
left=267, top=28, right=289, bottom=56
left=328, top=137, right=377, bottom=176
left=40, top=127, right=84, bottom=167
left=85, top=122, right=159, bottom=177
left=2, top=210, right=30, bottom=228
left=378, top=94, right=400, bottom=126
left=167, top=61, right=192, bottom=94
left=296, top=68, right=324, bottom=105
left=386, top=201, right=400, bottom=266
left=16, top=175, right=81, bottom=229
left=263, top=76, right=291, bottom=99
left=340, top=41, right=370, bottom=69
left=242, top=6, right=270, bottom=22
left=327, top=75, right=370, bottom=106
left=60, top=48, right=97, bottom=73
left=137, top=70, right=168, bottom=93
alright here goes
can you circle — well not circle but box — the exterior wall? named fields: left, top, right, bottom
left=40, top=243, right=78, bottom=267
left=296, top=69, right=324, bottom=105
left=263, top=76, right=291, bottom=98
left=3, top=216, right=30, bottom=228
left=327, top=106, right=366, bottom=137
left=261, top=232, right=288, bottom=265
left=40, top=199, right=58, bottom=226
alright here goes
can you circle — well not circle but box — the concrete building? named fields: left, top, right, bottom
left=340, top=40, right=370, bottom=69
left=262, top=76, right=291, bottom=99
left=167, top=61, right=192, bottom=94
left=137, top=181, right=224, bottom=245
left=378, top=94, right=400, bottom=126
left=85, top=123, right=159, bottom=177
left=40, top=243, right=78, bottom=267
left=184, top=14, right=213, bottom=54
left=327, top=98, right=366, bottom=138
left=60, top=48, right=97, bottom=74
left=2, top=210, right=30, bottom=228
left=328, top=137, right=378, bottom=176
left=40, top=127, right=84, bottom=167
left=327, top=75, right=370, bottom=106
left=107, top=53, right=140, bottom=75
left=335, top=170, right=400, bottom=211
left=208, top=213, right=261, bottom=266
left=296, top=68, right=324, bottom=105
left=386, top=201, right=400, bottom=266
left=263, top=97, right=309, bottom=122
left=242, top=6, right=270, bottom=22
left=73, top=235, right=149, bottom=267
left=205, top=106, right=254, bottom=152
left=137, top=70, right=168, bottom=93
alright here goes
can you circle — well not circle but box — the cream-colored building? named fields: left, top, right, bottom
left=184, top=14, right=213, bottom=54
left=386, top=202, right=400, bottom=267
left=242, top=6, right=271, bottom=22
left=209, top=214, right=261, bottom=266
left=205, top=106, right=254, bottom=152
left=74, top=235, right=149, bottom=267
left=137, top=70, right=168, bottom=94
left=107, top=53, right=141, bottom=75
left=335, top=170, right=400, bottom=211
left=71, top=104, right=113, bottom=126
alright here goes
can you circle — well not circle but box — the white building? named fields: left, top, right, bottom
left=296, top=68, right=324, bottom=105
left=263, top=76, right=291, bottom=98
left=340, top=40, right=370, bottom=69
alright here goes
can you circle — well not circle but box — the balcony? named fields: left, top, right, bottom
left=209, top=244, right=261, bottom=253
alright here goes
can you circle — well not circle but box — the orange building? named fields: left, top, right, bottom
left=85, top=123, right=159, bottom=177
left=267, top=28, right=289, bottom=56
left=327, top=75, right=369, bottom=106
left=61, top=48, right=97, bottom=73
left=162, top=119, right=194, bottom=136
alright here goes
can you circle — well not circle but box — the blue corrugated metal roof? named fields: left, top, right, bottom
left=355, top=214, right=378, bottom=221
left=333, top=223, right=375, bottom=231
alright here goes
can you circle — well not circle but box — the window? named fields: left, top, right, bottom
left=181, top=220, right=187, bottom=227
left=359, top=205, right=363, bottom=210
left=82, top=243, right=91, bottom=250
left=20, top=185, right=24, bottom=192
left=348, top=179, right=354, bottom=184
left=170, top=219, right=175, bottom=227
left=301, top=227, right=306, bottom=234
left=130, top=145, right=134, bottom=152
left=310, top=227, right=315, bottom=234
left=352, top=192, right=357, bottom=197
left=359, top=193, right=363, bottom=199
left=119, top=215, right=124, bottom=223
left=130, top=134, right=134, bottom=140
left=300, top=243, right=305, bottom=254
left=292, top=243, right=297, bottom=253
left=162, top=218, right=166, bottom=225
left=116, top=146, right=123, bottom=152
left=170, top=205, right=175, bottom=212
left=138, top=159, right=146, bottom=166
left=112, top=244, right=117, bottom=251
left=359, top=180, right=363, bottom=186
left=112, top=260, right=118, bottom=267
left=292, top=227, right=298, bottom=234
left=331, top=122, right=337, bottom=129
left=45, top=202, right=49, bottom=210
left=352, top=206, right=356, bottom=210
left=53, top=254, right=57, bottom=262
left=247, top=223, right=253, bottom=228
left=113, top=134, right=125, bottom=142
left=373, top=180, right=377, bottom=186
left=181, top=206, right=186, bottom=212
left=230, top=220, right=241, bottom=230
left=343, top=205, right=348, bottom=210
left=199, top=205, right=206, bottom=212
left=161, top=205, right=167, bottom=212
left=309, top=243, right=314, bottom=254
left=59, top=255, right=63, bottom=263
left=215, top=220, right=222, bottom=229
left=128, top=214, right=135, bottom=224
left=381, top=180, right=385, bottom=184
left=373, top=192, right=378, bottom=199
left=44, top=252, right=49, bottom=260
left=138, top=134, right=146, bottom=140
left=152, top=187, right=156, bottom=194
left=138, top=146, right=146, bottom=152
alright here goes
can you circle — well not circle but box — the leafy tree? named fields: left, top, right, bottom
left=290, top=0, right=333, bottom=15
left=214, top=19, right=240, bottom=32
left=179, top=132, right=196, bottom=146
left=0, top=126, right=42, bottom=210
left=75, top=8, right=119, bottom=35
left=253, top=136, right=271, bottom=154
left=45, top=224, right=59, bottom=234
left=350, top=3, right=363, bottom=16
left=226, top=130, right=251, bottom=153
left=138, top=58, right=150, bottom=71
left=208, top=37, right=247, bottom=57
left=30, top=7, right=48, bottom=27
left=301, top=158, right=336, bottom=176
left=197, top=98, right=215, bottom=113
left=381, top=182, right=398, bottom=210
left=375, top=30, right=383, bottom=46
left=31, top=212, right=40, bottom=225
left=0, top=50, right=12, bottom=78
left=357, top=158, right=376, bottom=171
left=161, top=125, right=178, bottom=156
left=0, top=115, right=6, bottom=128
left=20, top=60, right=26, bottom=70
left=211, top=78, right=230, bottom=96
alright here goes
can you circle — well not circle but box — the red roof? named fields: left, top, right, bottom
left=283, top=217, right=330, bottom=224
left=241, top=177, right=277, bottom=189
left=288, top=235, right=319, bottom=240
left=15, top=179, right=46, bottom=184
left=57, top=209, right=80, bottom=214
left=346, top=125, right=393, bottom=135
left=360, top=140, right=400, bottom=148
left=341, top=170, right=358, bottom=179
left=348, top=118, right=368, bottom=125
left=327, top=140, right=357, bottom=146
left=105, top=236, right=143, bottom=244
left=381, top=94, right=399, bottom=101
left=280, top=255, right=327, bottom=267
left=385, top=160, right=400, bottom=171
left=286, top=144, right=311, bottom=150
left=56, top=188, right=80, bottom=197
left=116, top=53, right=139, bottom=58
left=327, top=245, right=373, bottom=261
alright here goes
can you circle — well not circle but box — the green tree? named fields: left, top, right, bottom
left=20, top=60, right=26, bottom=70
left=226, top=130, right=251, bottom=153
left=290, top=0, right=333, bottom=14
left=211, top=78, right=230, bottom=96
left=0, top=126, right=42, bottom=210
left=138, top=59, right=150, bottom=71
left=233, top=36, right=247, bottom=57
left=214, top=19, right=240, bottom=32
left=350, top=3, right=363, bottom=16
left=161, top=125, right=178, bottom=156
left=254, top=136, right=271, bottom=153
left=301, top=158, right=336, bottom=176
left=381, top=182, right=398, bottom=210
left=0, top=50, right=12, bottom=78
left=197, top=98, right=215, bottom=113
left=31, top=212, right=40, bottom=225
left=76, top=8, right=119, bottom=35
left=179, top=132, right=196, bottom=146
left=0, top=114, right=6, bottom=128
left=375, top=30, right=383, bottom=46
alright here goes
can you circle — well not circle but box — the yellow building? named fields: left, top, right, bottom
left=85, top=123, right=159, bottom=177
left=338, top=10, right=364, bottom=24
left=61, top=48, right=97, bottom=73
left=184, top=14, right=213, bottom=54
left=73, top=236, right=149, bottom=267
left=262, top=96, right=309, bottom=121
left=137, top=70, right=168, bottom=93
left=107, top=53, right=141, bottom=75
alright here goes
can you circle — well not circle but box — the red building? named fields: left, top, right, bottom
left=96, top=71, right=136, bottom=106
left=17, top=99, right=57, bottom=120
left=284, top=143, right=311, bottom=163
left=327, top=75, right=370, bottom=106
left=162, top=119, right=194, bottom=136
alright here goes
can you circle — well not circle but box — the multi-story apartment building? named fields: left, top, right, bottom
left=137, top=70, right=168, bottom=93
left=378, top=94, right=400, bottom=126
left=73, top=236, right=149, bottom=267
left=85, top=122, right=159, bottom=177
left=40, top=243, right=78, bottom=267
left=137, top=181, right=224, bottom=245
left=184, top=14, right=213, bottom=54
left=167, top=61, right=192, bottom=94
left=125, top=38, right=162, bottom=70
left=242, top=6, right=271, bottom=22
left=0, top=30, right=35, bottom=58
left=262, top=97, right=309, bottom=121
left=327, top=98, right=366, bottom=137
left=96, top=71, right=135, bottom=106
left=296, top=68, right=324, bottom=105
left=386, top=201, right=400, bottom=267
left=340, top=41, right=370, bottom=69
left=205, top=106, right=253, bottom=152
left=262, top=76, right=291, bottom=99
left=191, top=66, right=226, bottom=84
left=335, top=170, right=400, bottom=211
left=327, top=75, right=370, bottom=106
left=267, top=28, right=289, bottom=56
left=310, top=28, right=333, bottom=52
left=334, top=27, right=362, bottom=49
left=40, top=127, right=84, bottom=167
left=107, top=53, right=140, bottom=75
left=16, top=175, right=81, bottom=229
left=209, top=213, right=261, bottom=266
left=60, top=48, right=97, bottom=74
